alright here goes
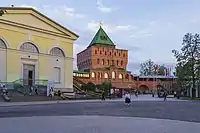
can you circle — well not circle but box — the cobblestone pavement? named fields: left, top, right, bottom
left=0, top=116, right=200, bottom=133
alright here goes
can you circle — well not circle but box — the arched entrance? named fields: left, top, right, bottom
left=139, top=85, right=149, bottom=94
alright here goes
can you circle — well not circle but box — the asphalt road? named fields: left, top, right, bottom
left=0, top=101, right=200, bottom=123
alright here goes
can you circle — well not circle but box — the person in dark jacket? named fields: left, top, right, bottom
left=164, top=91, right=167, bottom=101
left=101, top=91, right=105, bottom=101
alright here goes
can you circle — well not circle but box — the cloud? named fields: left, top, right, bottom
left=18, top=4, right=38, bottom=10
left=149, top=21, right=157, bottom=25
left=87, top=20, right=136, bottom=33
left=127, top=61, right=141, bottom=74
left=42, top=5, right=86, bottom=19
left=130, top=29, right=153, bottom=39
left=96, top=0, right=116, bottom=13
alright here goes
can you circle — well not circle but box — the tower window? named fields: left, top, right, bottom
left=112, top=60, right=114, bottom=65
left=102, top=59, right=105, bottom=65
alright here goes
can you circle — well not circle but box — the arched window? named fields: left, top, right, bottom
left=102, top=59, right=104, bottom=65
left=97, top=59, right=100, bottom=64
left=20, top=42, right=39, bottom=53
left=50, top=47, right=65, bottom=57
left=119, top=74, right=123, bottom=79
left=112, top=71, right=116, bottom=79
left=121, top=61, right=123, bottom=66
left=125, top=74, right=129, bottom=79
left=0, top=39, right=7, bottom=49
left=117, top=60, right=119, bottom=66
left=107, top=60, right=109, bottom=65
left=91, top=72, right=95, bottom=78
left=104, top=73, right=108, bottom=79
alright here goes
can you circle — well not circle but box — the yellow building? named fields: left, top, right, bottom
left=0, top=7, right=78, bottom=92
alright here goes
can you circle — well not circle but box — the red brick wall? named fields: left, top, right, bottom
left=91, top=46, right=128, bottom=69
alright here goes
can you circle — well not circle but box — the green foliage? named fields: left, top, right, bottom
left=81, top=82, right=96, bottom=91
left=172, top=33, right=200, bottom=98
left=100, top=82, right=112, bottom=96
left=140, top=59, right=154, bottom=76
left=86, top=82, right=96, bottom=91
left=80, top=84, right=87, bottom=91
left=157, top=65, right=166, bottom=75
left=140, top=59, right=167, bottom=76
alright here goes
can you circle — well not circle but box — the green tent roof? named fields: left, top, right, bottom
left=89, top=26, right=114, bottom=46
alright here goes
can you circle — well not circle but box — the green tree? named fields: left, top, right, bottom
left=140, top=60, right=166, bottom=76
left=157, top=65, right=166, bottom=75
left=86, top=82, right=96, bottom=91
left=80, top=84, right=87, bottom=91
left=100, top=82, right=112, bottom=96
left=95, top=84, right=101, bottom=91
left=172, top=33, right=200, bottom=98
left=80, top=82, right=96, bottom=91
left=140, top=59, right=154, bottom=76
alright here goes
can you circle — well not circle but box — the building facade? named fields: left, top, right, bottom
left=0, top=7, right=78, bottom=92
left=74, top=26, right=179, bottom=95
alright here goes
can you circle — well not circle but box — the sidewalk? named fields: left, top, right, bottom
left=0, top=95, right=186, bottom=107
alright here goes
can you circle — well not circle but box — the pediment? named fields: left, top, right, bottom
left=0, top=7, right=78, bottom=40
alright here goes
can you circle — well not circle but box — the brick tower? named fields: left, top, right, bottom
left=76, top=26, right=134, bottom=90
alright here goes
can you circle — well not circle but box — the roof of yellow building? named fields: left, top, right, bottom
left=0, top=7, right=79, bottom=39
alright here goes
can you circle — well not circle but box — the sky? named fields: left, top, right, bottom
left=1, top=0, right=200, bottom=74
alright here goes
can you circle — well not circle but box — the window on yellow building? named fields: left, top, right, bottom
left=0, top=39, right=6, bottom=49
left=54, top=67, right=61, bottom=83
left=20, top=42, right=39, bottom=53
left=50, top=47, right=65, bottom=57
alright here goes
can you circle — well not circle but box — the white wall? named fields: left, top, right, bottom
left=0, top=49, right=6, bottom=82
left=50, top=56, right=65, bottom=88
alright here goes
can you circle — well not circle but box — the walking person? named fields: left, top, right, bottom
left=164, top=91, right=167, bottom=102
left=101, top=90, right=105, bottom=101
left=125, top=92, right=131, bottom=105
left=135, top=90, right=138, bottom=98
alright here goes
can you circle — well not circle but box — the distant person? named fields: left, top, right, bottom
left=125, top=92, right=131, bottom=105
left=152, top=92, right=155, bottom=97
left=101, top=91, right=105, bottom=101
left=58, top=90, right=61, bottom=97
left=174, top=91, right=177, bottom=98
left=164, top=91, right=168, bottom=102
left=135, top=90, right=138, bottom=98
left=35, top=88, right=38, bottom=95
